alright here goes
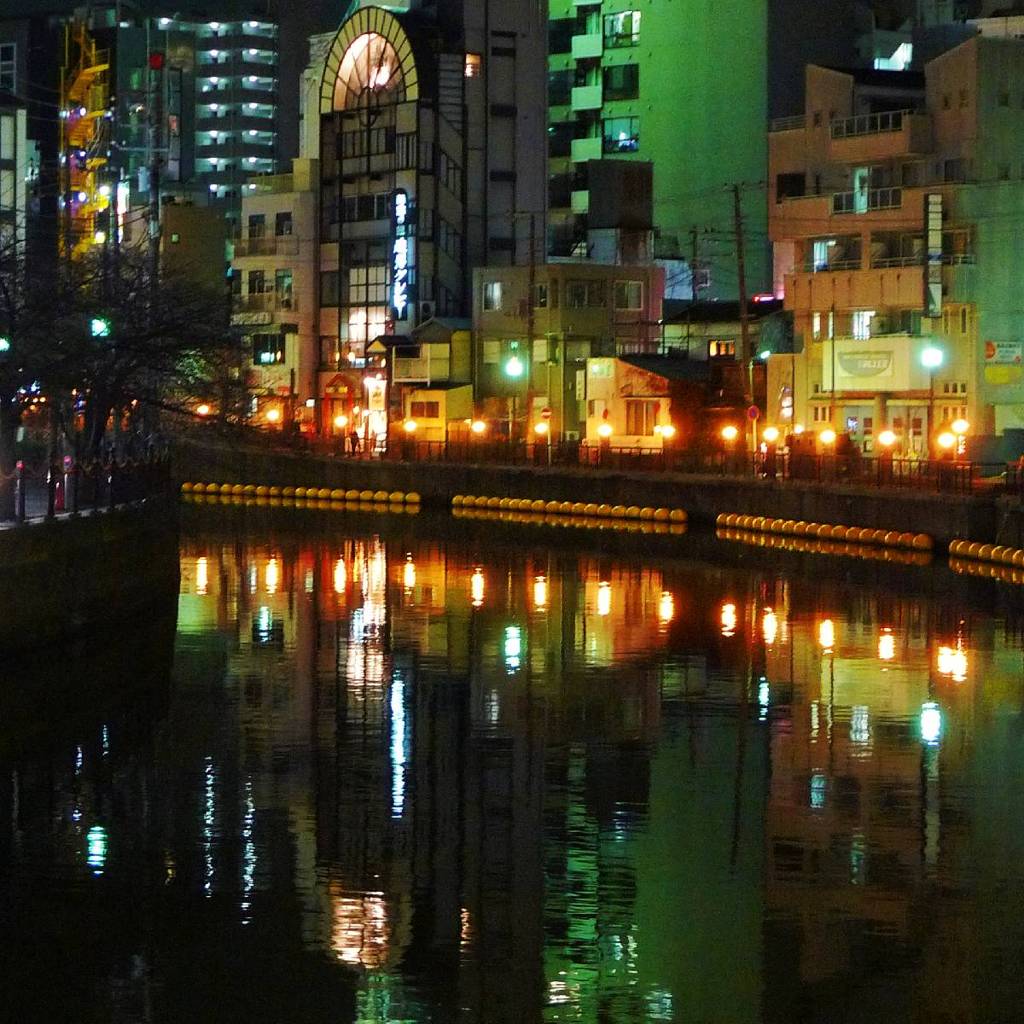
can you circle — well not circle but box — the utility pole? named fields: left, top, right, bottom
left=732, top=184, right=753, bottom=450
left=147, top=46, right=165, bottom=296
left=526, top=211, right=536, bottom=440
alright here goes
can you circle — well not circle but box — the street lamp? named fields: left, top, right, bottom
left=878, top=429, right=896, bottom=448
left=921, top=346, right=943, bottom=453
left=471, top=419, right=487, bottom=436
left=334, top=413, right=349, bottom=430
left=597, top=422, right=613, bottom=440
left=721, top=424, right=739, bottom=444
left=937, top=430, right=956, bottom=452
left=819, top=428, right=837, bottom=446
left=403, top=419, right=418, bottom=434
left=196, top=403, right=211, bottom=417
left=265, top=407, right=281, bottom=425
left=533, top=421, right=550, bottom=436
left=763, top=426, right=780, bottom=444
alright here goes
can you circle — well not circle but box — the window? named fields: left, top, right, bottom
left=347, top=264, right=387, bottom=305
left=534, top=283, right=549, bottom=308
left=549, top=19, right=574, bottom=55
left=439, top=151, right=462, bottom=195
left=320, top=270, right=339, bottom=306
left=0, top=43, right=13, bottom=92
left=602, top=116, right=639, bottom=153
left=548, top=70, right=573, bottom=107
left=464, top=53, right=481, bottom=78
left=566, top=279, right=605, bottom=308
left=960, top=307, right=969, bottom=334
left=482, top=280, right=502, bottom=311
left=812, top=312, right=822, bottom=340
left=411, top=400, right=440, bottom=418
left=275, top=269, right=293, bottom=308
left=626, top=400, right=659, bottom=436
left=548, top=121, right=574, bottom=157
left=776, top=172, right=805, bottom=200
left=602, top=64, right=639, bottom=101
left=852, top=310, right=875, bottom=340
left=252, top=333, right=285, bottom=365
left=275, top=211, right=292, bottom=236
left=709, top=339, right=736, bottom=357
left=483, top=339, right=501, bottom=364
left=614, top=280, right=643, bottom=310
left=604, top=11, right=640, bottom=48
left=247, top=269, right=266, bottom=294
left=532, top=338, right=548, bottom=362
left=248, top=213, right=265, bottom=238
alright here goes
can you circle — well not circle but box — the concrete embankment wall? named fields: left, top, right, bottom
left=0, top=501, right=180, bottom=650
left=175, top=439, right=1004, bottom=544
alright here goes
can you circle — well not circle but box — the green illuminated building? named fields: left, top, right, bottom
left=546, top=1, right=869, bottom=301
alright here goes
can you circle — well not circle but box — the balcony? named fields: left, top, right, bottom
left=393, top=348, right=450, bottom=383
left=571, top=84, right=602, bottom=112
left=829, top=109, right=932, bottom=163
left=769, top=115, right=805, bottom=132
left=571, top=32, right=603, bottom=60
left=233, top=235, right=299, bottom=257
left=832, top=187, right=902, bottom=215
left=571, top=136, right=602, bottom=162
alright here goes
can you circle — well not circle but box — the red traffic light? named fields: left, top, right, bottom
left=148, top=51, right=165, bottom=70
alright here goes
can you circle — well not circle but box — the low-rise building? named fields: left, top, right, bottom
left=472, top=262, right=664, bottom=439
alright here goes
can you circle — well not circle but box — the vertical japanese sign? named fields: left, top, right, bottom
left=391, top=189, right=414, bottom=322
left=925, top=193, right=942, bottom=318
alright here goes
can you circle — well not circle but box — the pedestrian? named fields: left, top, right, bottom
left=348, top=429, right=360, bottom=455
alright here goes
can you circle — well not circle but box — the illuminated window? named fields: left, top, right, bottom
left=464, top=52, right=481, bottom=78
left=603, top=11, right=640, bottom=48
left=852, top=310, right=875, bottom=340
left=709, top=339, right=736, bottom=358
left=602, top=116, right=639, bottom=153
left=252, top=333, right=285, bottom=365
left=0, top=43, right=14, bottom=92
left=482, top=280, right=502, bottom=311
left=812, top=311, right=822, bottom=340
left=410, top=400, right=440, bottom=418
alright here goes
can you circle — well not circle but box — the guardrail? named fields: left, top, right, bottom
left=2, top=452, right=173, bottom=523
left=275, top=433, right=1005, bottom=496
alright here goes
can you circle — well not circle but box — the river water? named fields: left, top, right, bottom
left=3, top=506, right=1024, bottom=1023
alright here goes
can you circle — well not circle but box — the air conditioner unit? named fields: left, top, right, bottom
left=565, top=430, right=580, bottom=441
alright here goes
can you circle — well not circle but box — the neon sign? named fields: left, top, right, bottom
left=391, top=189, right=412, bottom=320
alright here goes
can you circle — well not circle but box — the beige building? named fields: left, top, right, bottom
left=230, top=158, right=319, bottom=428
left=472, top=262, right=664, bottom=439
left=769, top=60, right=977, bottom=454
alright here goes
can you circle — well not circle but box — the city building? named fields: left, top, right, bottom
left=230, top=158, right=319, bottom=429
left=0, top=96, right=28, bottom=259
left=472, top=261, right=664, bottom=440
left=768, top=36, right=1024, bottom=457
left=230, top=0, right=547, bottom=444
left=545, top=2, right=882, bottom=302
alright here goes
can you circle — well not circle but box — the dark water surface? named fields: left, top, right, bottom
left=4, top=508, right=1024, bottom=1023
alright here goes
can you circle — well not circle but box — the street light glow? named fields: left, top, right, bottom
left=533, top=421, right=549, bottom=436
left=196, top=403, right=211, bottom=417
left=470, top=419, right=487, bottom=435
left=762, top=426, right=780, bottom=444
left=878, top=429, right=897, bottom=447
left=660, top=424, right=677, bottom=439
left=921, top=346, right=944, bottom=369
left=937, top=431, right=956, bottom=450
left=504, top=355, right=524, bottom=378
left=819, top=428, right=837, bottom=445
left=951, top=418, right=969, bottom=435
left=265, top=407, right=281, bottom=424
left=334, top=414, right=349, bottom=429
left=721, top=424, right=739, bottom=443
left=403, top=419, right=418, bottom=433
left=597, top=422, right=613, bottom=439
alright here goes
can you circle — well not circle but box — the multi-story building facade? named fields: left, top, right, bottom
left=230, top=158, right=319, bottom=428
left=0, top=97, right=28, bottom=260
left=768, top=37, right=1024, bottom=458
left=545, top=2, right=878, bottom=301
left=224, top=0, right=547, bottom=443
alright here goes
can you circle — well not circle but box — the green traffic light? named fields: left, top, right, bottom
left=91, top=317, right=111, bottom=337
left=504, top=355, right=524, bottom=378
left=0, top=337, right=10, bottom=353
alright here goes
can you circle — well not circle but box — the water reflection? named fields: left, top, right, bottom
left=3, top=516, right=1024, bottom=1022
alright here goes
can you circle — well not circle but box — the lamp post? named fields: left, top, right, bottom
left=920, top=346, right=944, bottom=456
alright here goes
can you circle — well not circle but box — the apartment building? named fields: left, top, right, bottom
left=230, top=158, right=318, bottom=429
left=0, top=98, right=28, bottom=259
left=769, top=36, right=1024, bottom=457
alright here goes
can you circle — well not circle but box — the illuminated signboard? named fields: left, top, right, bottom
left=391, top=189, right=413, bottom=321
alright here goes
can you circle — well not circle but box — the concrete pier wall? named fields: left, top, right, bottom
left=175, top=439, right=1002, bottom=544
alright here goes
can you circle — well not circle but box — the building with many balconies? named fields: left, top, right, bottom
left=769, top=36, right=1024, bottom=458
